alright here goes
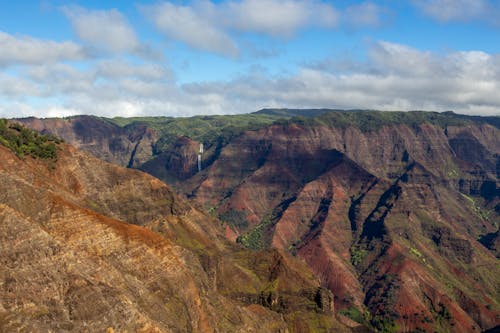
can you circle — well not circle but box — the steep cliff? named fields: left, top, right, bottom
left=19, top=115, right=157, bottom=168
left=187, top=113, right=499, bottom=332
left=0, top=122, right=348, bottom=332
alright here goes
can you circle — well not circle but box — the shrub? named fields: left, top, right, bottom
left=0, top=120, right=60, bottom=160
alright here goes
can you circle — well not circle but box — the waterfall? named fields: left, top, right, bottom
left=198, top=143, right=203, bottom=172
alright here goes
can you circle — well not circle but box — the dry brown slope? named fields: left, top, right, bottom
left=0, top=143, right=348, bottom=333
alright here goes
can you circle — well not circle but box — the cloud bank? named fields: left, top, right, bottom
left=140, top=0, right=387, bottom=56
left=0, top=1, right=499, bottom=118
left=1, top=39, right=499, bottom=118
left=413, top=0, right=500, bottom=24
left=0, top=32, right=85, bottom=67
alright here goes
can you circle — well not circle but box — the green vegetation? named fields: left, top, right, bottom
left=338, top=306, right=368, bottom=325
left=285, top=311, right=333, bottom=333
left=219, top=209, right=248, bottom=230
left=409, top=246, right=422, bottom=258
left=237, top=218, right=273, bottom=250
left=107, top=113, right=280, bottom=154
left=350, top=245, right=368, bottom=266
left=447, top=167, right=460, bottom=179
left=370, top=315, right=400, bottom=333
left=365, top=274, right=402, bottom=332
left=424, top=302, right=452, bottom=333
left=103, top=110, right=498, bottom=161
left=104, top=116, right=171, bottom=127
left=253, top=108, right=333, bottom=118
left=461, top=193, right=497, bottom=227
left=235, top=198, right=294, bottom=250
left=0, top=119, right=61, bottom=160
left=276, top=110, right=498, bottom=132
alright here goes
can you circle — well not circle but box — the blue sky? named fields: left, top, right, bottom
left=1, top=0, right=500, bottom=117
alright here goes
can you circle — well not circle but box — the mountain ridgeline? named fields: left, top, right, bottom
left=16, top=109, right=500, bottom=332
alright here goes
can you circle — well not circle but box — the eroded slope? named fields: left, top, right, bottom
left=0, top=126, right=347, bottom=332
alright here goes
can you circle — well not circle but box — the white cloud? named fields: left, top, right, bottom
left=140, top=2, right=239, bottom=57
left=140, top=0, right=340, bottom=56
left=0, top=31, right=85, bottom=67
left=344, top=2, right=385, bottom=28
left=0, top=102, right=48, bottom=118
left=139, top=1, right=394, bottom=57
left=180, top=41, right=500, bottom=115
left=62, top=6, right=145, bottom=55
left=140, top=1, right=393, bottom=57
left=2, top=41, right=500, bottom=118
left=368, top=41, right=440, bottom=76
left=413, top=0, right=499, bottom=23
left=96, top=60, right=173, bottom=81
left=222, top=0, right=338, bottom=37
left=0, top=73, right=41, bottom=97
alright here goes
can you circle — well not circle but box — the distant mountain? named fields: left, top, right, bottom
left=17, top=110, right=500, bottom=332
left=253, top=108, right=336, bottom=118
left=0, top=121, right=349, bottom=332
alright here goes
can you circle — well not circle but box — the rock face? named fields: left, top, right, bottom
left=141, top=136, right=201, bottom=183
left=18, top=110, right=500, bottom=332
left=19, top=116, right=157, bottom=168
left=0, top=135, right=349, bottom=332
left=193, top=120, right=500, bottom=332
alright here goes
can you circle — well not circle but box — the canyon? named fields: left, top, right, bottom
left=14, top=109, right=500, bottom=332
left=0, top=121, right=345, bottom=332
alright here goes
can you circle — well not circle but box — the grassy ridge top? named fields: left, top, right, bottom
left=56, top=110, right=499, bottom=155
left=274, top=110, right=500, bottom=131
left=98, top=109, right=499, bottom=153
left=109, top=109, right=499, bottom=132
left=107, top=113, right=281, bottom=152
